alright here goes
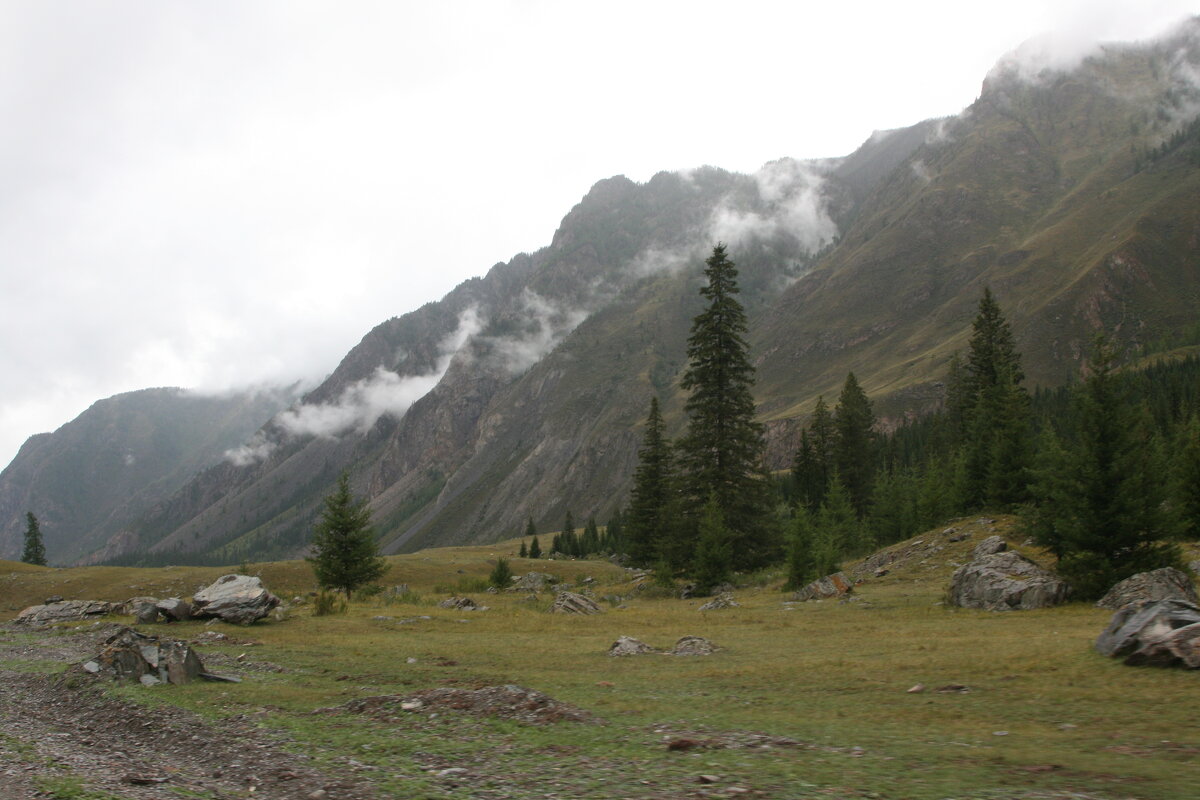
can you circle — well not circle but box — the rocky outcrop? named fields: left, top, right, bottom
left=191, top=575, right=279, bottom=625
left=972, top=535, right=1008, bottom=558
left=438, top=596, right=485, bottom=611
left=1095, top=599, right=1200, bottom=668
left=1097, top=567, right=1200, bottom=610
left=509, top=572, right=559, bottom=593
left=549, top=591, right=602, bottom=614
left=608, top=636, right=657, bottom=656
left=794, top=573, right=854, bottom=602
left=13, top=600, right=116, bottom=628
left=948, top=550, right=1069, bottom=611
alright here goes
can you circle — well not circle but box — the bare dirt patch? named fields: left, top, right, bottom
left=321, top=683, right=601, bottom=726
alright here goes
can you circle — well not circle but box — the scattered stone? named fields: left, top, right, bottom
left=192, top=575, right=280, bottom=625
left=13, top=600, right=116, bottom=628
left=438, top=767, right=468, bottom=778
left=906, top=684, right=926, bottom=693
left=698, top=775, right=722, bottom=784
left=509, top=572, right=559, bottom=592
left=936, top=684, right=970, bottom=694
left=1096, top=567, right=1199, bottom=610
left=156, top=597, right=193, bottom=622
left=1095, top=599, right=1200, bottom=668
left=550, top=591, right=603, bottom=614
left=793, top=572, right=854, bottom=602
left=873, top=568, right=890, bottom=577
left=698, top=593, right=739, bottom=611
left=948, top=550, right=1069, bottom=611
left=437, top=596, right=480, bottom=610
left=608, top=636, right=657, bottom=657
left=948, top=531, right=971, bottom=543
left=44, top=595, right=63, bottom=604
left=972, top=535, right=1008, bottom=558
left=669, top=636, right=719, bottom=656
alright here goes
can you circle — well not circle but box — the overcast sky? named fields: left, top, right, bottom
left=1, top=0, right=1196, bottom=468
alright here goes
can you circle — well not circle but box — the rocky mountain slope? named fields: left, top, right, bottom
left=0, top=387, right=298, bottom=564
left=14, top=19, right=1200, bottom=565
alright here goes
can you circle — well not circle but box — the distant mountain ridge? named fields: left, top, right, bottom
left=0, top=386, right=299, bottom=564
left=7, top=19, right=1200, bottom=566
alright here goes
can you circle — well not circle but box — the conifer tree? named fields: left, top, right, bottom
left=524, top=517, right=536, bottom=540
left=582, top=517, right=600, bottom=555
left=692, top=494, right=732, bottom=595
left=1028, top=337, right=1181, bottom=598
left=626, top=397, right=676, bottom=567
left=784, top=508, right=818, bottom=590
left=676, top=244, right=772, bottom=570
left=528, top=534, right=542, bottom=559
left=488, top=557, right=513, bottom=589
left=307, top=473, right=387, bottom=599
left=1175, top=415, right=1200, bottom=539
left=519, top=541, right=527, bottom=558
left=21, top=512, right=46, bottom=567
left=961, top=288, right=1030, bottom=509
left=820, top=474, right=870, bottom=559
left=833, top=374, right=876, bottom=517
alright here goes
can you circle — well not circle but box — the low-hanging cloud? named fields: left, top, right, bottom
left=224, top=307, right=482, bottom=461
left=482, top=290, right=589, bottom=374
left=706, top=159, right=838, bottom=253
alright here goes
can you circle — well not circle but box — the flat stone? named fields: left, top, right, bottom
left=550, top=591, right=603, bottom=614
left=14, top=600, right=116, bottom=627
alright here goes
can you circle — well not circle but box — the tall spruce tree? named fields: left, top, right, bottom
left=833, top=374, right=876, bottom=518
left=21, top=512, right=46, bottom=566
left=626, top=397, right=677, bottom=567
left=1028, top=337, right=1181, bottom=599
left=528, top=534, right=542, bottom=559
left=961, top=288, right=1031, bottom=509
left=307, top=473, right=387, bottom=599
left=792, top=396, right=836, bottom=512
left=676, top=244, right=772, bottom=570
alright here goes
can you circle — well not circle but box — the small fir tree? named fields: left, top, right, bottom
left=307, top=473, right=387, bottom=599
left=1028, top=337, right=1181, bottom=598
left=528, top=534, right=542, bottom=559
left=519, top=541, right=528, bottom=558
left=833, top=374, right=876, bottom=518
left=784, top=508, right=818, bottom=590
left=692, top=494, right=732, bottom=595
left=489, top=557, right=513, bottom=589
left=626, top=397, right=676, bottom=567
left=21, top=512, right=47, bottom=566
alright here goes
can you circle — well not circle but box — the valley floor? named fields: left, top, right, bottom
left=1, top=518, right=1197, bottom=800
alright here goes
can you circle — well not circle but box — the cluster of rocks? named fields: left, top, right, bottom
left=698, top=593, right=739, bottom=611
left=437, top=596, right=488, bottom=611
left=77, top=627, right=237, bottom=686
left=606, top=635, right=719, bottom=657
left=1095, top=568, right=1200, bottom=669
left=12, top=574, right=280, bottom=629
left=947, top=536, right=1070, bottom=611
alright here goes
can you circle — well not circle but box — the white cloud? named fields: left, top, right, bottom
left=707, top=159, right=839, bottom=252
left=483, top=291, right=589, bottom=375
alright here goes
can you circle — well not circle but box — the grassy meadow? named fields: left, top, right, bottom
left=2, top=517, right=1198, bottom=799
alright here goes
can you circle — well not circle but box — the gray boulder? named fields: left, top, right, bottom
left=1095, top=599, right=1200, bottom=667
left=608, top=636, right=657, bottom=656
left=509, top=572, right=559, bottom=592
left=669, top=636, right=719, bottom=656
left=794, top=572, right=854, bottom=602
left=550, top=591, right=603, bottom=615
left=1097, top=567, right=1199, bottom=610
left=192, top=574, right=280, bottom=625
left=948, top=551, right=1069, bottom=611
left=13, top=600, right=116, bottom=628
left=698, top=593, right=739, bottom=611
left=438, top=596, right=479, bottom=610
left=155, top=597, right=194, bottom=622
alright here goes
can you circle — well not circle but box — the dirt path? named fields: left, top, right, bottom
left=0, top=623, right=376, bottom=800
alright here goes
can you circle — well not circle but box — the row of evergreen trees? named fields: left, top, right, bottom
left=784, top=289, right=1198, bottom=599
left=516, top=510, right=626, bottom=560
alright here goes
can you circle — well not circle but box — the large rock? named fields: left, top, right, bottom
left=550, top=591, right=603, bottom=614
left=698, top=593, right=739, bottom=611
left=1097, top=567, right=1200, bottom=610
left=155, top=597, right=194, bottom=622
left=191, top=575, right=279, bottom=625
left=948, top=551, right=1069, bottom=611
left=90, top=627, right=204, bottom=685
left=13, top=600, right=116, bottom=627
left=793, top=572, right=854, bottom=602
left=1095, top=599, right=1200, bottom=668
left=669, top=636, right=719, bottom=656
